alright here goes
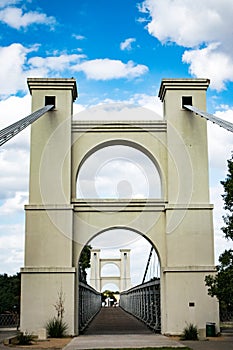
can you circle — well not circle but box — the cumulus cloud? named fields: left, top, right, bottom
left=182, top=43, right=233, bottom=91
left=139, top=0, right=233, bottom=90
left=28, top=53, right=86, bottom=72
left=0, top=43, right=148, bottom=97
left=29, top=56, right=147, bottom=82
left=0, top=6, right=56, bottom=29
left=207, top=107, right=233, bottom=260
left=0, top=43, right=86, bottom=97
left=0, top=95, right=30, bottom=202
left=0, top=0, right=19, bottom=8
left=0, top=224, right=24, bottom=275
left=0, top=148, right=29, bottom=199
left=208, top=108, right=233, bottom=171
left=73, top=58, right=148, bottom=80
left=73, top=94, right=162, bottom=121
left=0, top=43, right=36, bottom=96
left=120, top=38, right=136, bottom=51
left=0, top=191, right=28, bottom=214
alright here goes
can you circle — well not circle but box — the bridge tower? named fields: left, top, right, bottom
left=90, top=249, right=131, bottom=292
left=20, top=77, right=219, bottom=337
left=20, top=78, right=77, bottom=335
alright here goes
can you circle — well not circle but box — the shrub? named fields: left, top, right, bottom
left=46, top=317, right=68, bottom=338
left=17, top=332, right=33, bottom=345
left=181, top=323, right=198, bottom=340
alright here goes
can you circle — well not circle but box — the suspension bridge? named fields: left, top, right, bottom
left=1, top=77, right=228, bottom=336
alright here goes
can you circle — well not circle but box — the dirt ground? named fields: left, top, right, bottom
left=1, top=338, right=72, bottom=350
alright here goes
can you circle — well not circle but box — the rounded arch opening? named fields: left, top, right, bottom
left=77, top=226, right=161, bottom=333
left=76, top=141, right=163, bottom=199
left=79, top=226, right=161, bottom=289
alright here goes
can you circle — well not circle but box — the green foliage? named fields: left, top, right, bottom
left=0, top=273, right=20, bottom=313
left=46, top=317, right=68, bottom=338
left=205, top=154, right=233, bottom=310
left=180, top=323, right=198, bottom=340
left=205, top=249, right=233, bottom=309
left=102, top=290, right=117, bottom=301
left=79, top=245, right=92, bottom=282
left=46, top=288, right=68, bottom=338
left=221, top=154, right=233, bottom=239
left=17, top=332, right=33, bottom=345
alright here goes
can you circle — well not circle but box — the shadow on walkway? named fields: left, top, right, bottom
left=83, top=307, right=152, bottom=335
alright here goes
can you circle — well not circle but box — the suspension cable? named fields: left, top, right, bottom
left=184, top=105, right=233, bottom=133
left=142, top=246, right=153, bottom=284
left=0, top=104, right=54, bottom=146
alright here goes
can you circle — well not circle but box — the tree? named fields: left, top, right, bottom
left=0, top=273, right=21, bottom=313
left=205, top=249, right=233, bottom=310
left=221, top=155, right=233, bottom=239
left=79, top=245, right=92, bottom=282
left=205, top=153, right=233, bottom=311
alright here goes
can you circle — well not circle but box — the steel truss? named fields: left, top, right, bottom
left=0, top=104, right=54, bottom=146
left=184, top=105, right=233, bottom=133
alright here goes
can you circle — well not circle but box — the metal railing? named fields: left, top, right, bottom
left=0, top=313, right=19, bottom=328
left=120, top=279, right=161, bottom=332
left=220, top=310, right=233, bottom=322
left=79, top=282, right=102, bottom=332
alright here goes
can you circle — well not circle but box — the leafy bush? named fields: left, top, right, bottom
left=181, top=323, right=198, bottom=340
left=17, top=332, right=33, bottom=345
left=46, top=317, right=68, bottom=338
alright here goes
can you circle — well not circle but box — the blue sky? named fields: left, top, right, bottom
left=0, top=0, right=233, bottom=284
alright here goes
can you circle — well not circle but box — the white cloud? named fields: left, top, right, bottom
left=28, top=53, right=86, bottom=72
left=120, top=38, right=136, bottom=51
left=0, top=43, right=36, bottom=96
left=0, top=43, right=87, bottom=97
left=0, top=191, right=28, bottom=214
left=73, top=100, right=161, bottom=121
left=0, top=43, right=148, bottom=97
left=0, top=6, right=56, bottom=29
left=139, top=0, right=233, bottom=90
left=183, top=43, right=233, bottom=91
left=139, top=0, right=233, bottom=47
left=129, top=93, right=162, bottom=115
left=73, top=59, right=148, bottom=80
left=207, top=107, right=233, bottom=261
left=0, top=94, right=31, bottom=130
left=208, top=108, right=233, bottom=170
left=0, top=95, right=30, bottom=200
left=0, top=224, right=24, bottom=275
left=0, top=148, right=29, bottom=199
left=0, top=0, right=19, bottom=8
left=72, top=34, right=86, bottom=40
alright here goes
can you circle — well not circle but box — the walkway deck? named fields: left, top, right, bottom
left=63, top=307, right=184, bottom=349
left=83, top=307, right=152, bottom=335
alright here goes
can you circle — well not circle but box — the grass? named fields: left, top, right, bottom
left=46, top=317, right=68, bottom=338
left=180, top=323, right=198, bottom=341
left=16, top=332, right=34, bottom=345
